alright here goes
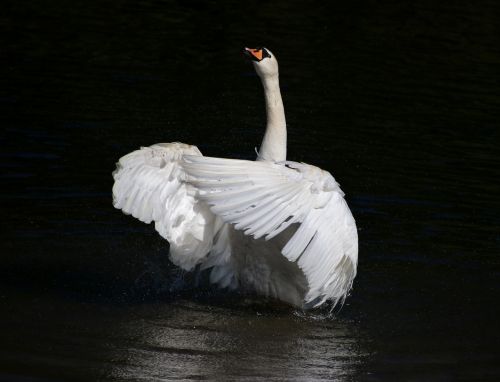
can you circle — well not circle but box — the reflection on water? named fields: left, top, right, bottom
left=1, top=293, right=367, bottom=381
left=106, top=302, right=365, bottom=381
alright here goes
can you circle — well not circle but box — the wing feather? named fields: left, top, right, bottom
left=183, top=155, right=358, bottom=307
left=112, top=143, right=219, bottom=270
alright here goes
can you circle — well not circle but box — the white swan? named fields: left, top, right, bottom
left=112, top=47, right=358, bottom=308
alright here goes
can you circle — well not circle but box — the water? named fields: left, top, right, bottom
left=1, top=0, right=499, bottom=380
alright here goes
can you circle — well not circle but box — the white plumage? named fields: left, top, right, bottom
left=112, top=47, right=358, bottom=308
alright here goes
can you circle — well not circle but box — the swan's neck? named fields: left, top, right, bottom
left=258, top=74, right=286, bottom=162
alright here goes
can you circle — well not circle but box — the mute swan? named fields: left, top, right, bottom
left=112, top=47, right=358, bottom=308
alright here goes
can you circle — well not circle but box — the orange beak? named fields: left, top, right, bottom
left=244, top=47, right=263, bottom=61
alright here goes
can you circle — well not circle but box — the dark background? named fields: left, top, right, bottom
left=1, top=0, right=499, bottom=380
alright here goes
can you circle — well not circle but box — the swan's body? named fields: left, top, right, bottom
left=112, top=48, right=358, bottom=308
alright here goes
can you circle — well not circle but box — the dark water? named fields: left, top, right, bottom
left=2, top=1, right=499, bottom=380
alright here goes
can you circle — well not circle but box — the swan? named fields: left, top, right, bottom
left=112, top=47, right=358, bottom=309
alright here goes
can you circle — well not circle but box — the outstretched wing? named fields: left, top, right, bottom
left=182, top=155, right=358, bottom=307
left=112, top=143, right=216, bottom=270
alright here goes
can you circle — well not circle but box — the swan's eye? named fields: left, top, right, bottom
left=262, top=48, right=271, bottom=59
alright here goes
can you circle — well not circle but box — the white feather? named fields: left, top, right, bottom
left=182, top=155, right=358, bottom=307
left=112, top=143, right=219, bottom=270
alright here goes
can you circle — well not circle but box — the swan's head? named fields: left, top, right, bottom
left=244, top=47, right=278, bottom=78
